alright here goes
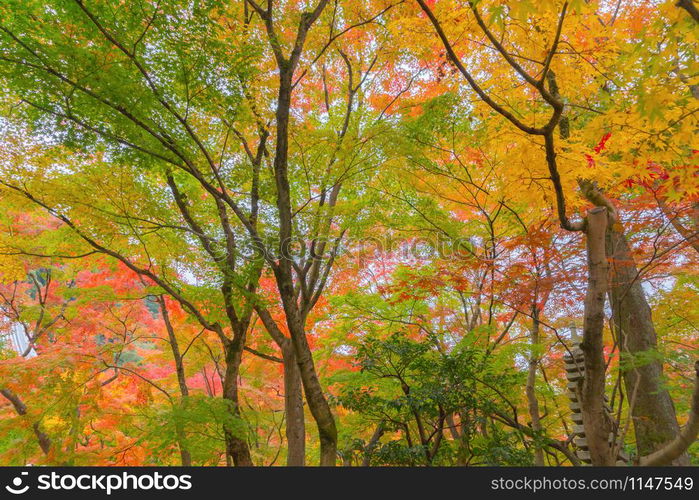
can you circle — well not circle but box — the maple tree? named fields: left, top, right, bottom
left=0, top=0, right=697, bottom=467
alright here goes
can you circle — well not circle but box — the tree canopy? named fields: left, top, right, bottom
left=0, top=0, right=697, bottom=466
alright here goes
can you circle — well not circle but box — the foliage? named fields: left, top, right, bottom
left=0, top=0, right=696, bottom=466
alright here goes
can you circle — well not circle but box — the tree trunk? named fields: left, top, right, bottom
left=281, top=341, right=306, bottom=466
left=254, top=307, right=307, bottom=466
left=158, top=296, right=192, bottom=466
left=606, top=227, right=689, bottom=464
left=271, top=41, right=337, bottom=464
left=288, top=316, right=338, bottom=466
left=174, top=419, right=192, bottom=467
left=640, top=361, right=699, bottom=465
left=222, top=340, right=253, bottom=466
left=361, top=421, right=385, bottom=466
left=0, top=388, right=51, bottom=455
left=526, top=305, right=545, bottom=466
left=580, top=207, right=615, bottom=466
left=580, top=181, right=688, bottom=464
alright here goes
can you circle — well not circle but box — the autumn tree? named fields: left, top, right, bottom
left=409, top=0, right=698, bottom=465
left=0, top=0, right=696, bottom=468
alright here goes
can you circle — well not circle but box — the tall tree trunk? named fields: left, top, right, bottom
left=581, top=182, right=688, bottom=464
left=606, top=227, right=689, bottom=464
left=281, top=341, right=306, bottom=466
left=158, top=296, right=192, bottom=466
left=255, top=307, right=306, bottom=466
left=271, top=68, right=339, bottom=459
left=222, top=339, right=253, bottom=466
left=286, top=314, right=337, bottom=466
left=270, top=9, right=337, bottom=461
left=579, top=207, right=615, bottom=466
left=526, top=305, right=545, bottom=466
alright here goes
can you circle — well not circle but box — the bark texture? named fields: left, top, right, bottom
left=256, top=307, right=307, bottom=466
left=282, top=341, right=306, bottom=466
left=581, top=181, right=688, bottom=464
left=606, top=228, right=689, bottom=464
left=222, top=339, right=253, bottom=466
left=580, top=207, right=615, bottom=466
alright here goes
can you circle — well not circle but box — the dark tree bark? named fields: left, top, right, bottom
left=677, top=0, right=699, bottom=22
left=222, top=335, right=253, bottom=466
left=1, top=388, right=51, bottom=455
left=256, top=307, right=306, bottom=466
left=580, top=182, right=689, bottom=464
left=285, top=310, right=337, bottom=466
left=605, top=228, right=689, bottom=464
left=454, top=410, right=472, bottom=465
left=281, top=341, right=306, bottom=466
left=249, top=0, right=337, bottom=465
